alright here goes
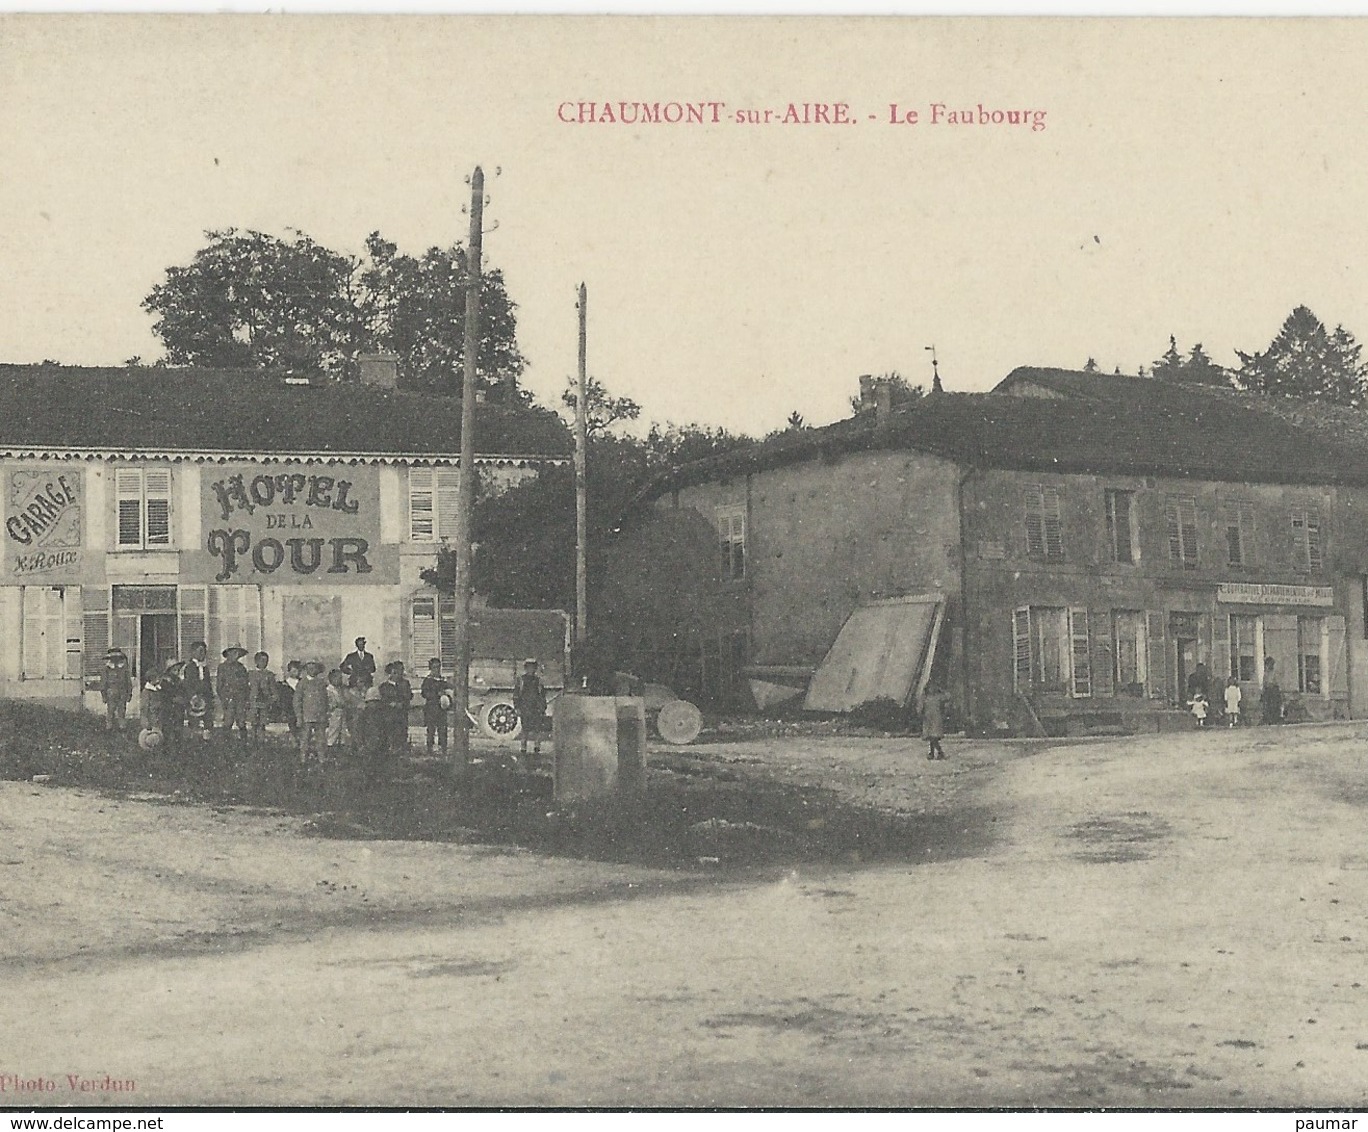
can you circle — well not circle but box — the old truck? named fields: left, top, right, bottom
left=466, top=607, right=571, bottom=740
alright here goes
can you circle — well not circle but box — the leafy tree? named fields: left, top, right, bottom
left=422, top=394, right=755, bottom=610
left=1083, top=357, right=1099, bottom=373
left=561, top=375, right=641, bottom=436
left=142, top=227, right=526, bottom=394
left=1234, top=306, right=1367, bottom=407
left=359, top=233, right=526, bottom=398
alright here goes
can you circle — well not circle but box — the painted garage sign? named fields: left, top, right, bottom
left=6, top=468, right=84, bottom=579
left=187, top=464, right=397, bottom=584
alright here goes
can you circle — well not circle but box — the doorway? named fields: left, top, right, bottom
left=139, top=613, right=178, bottom=683
left=1175, top=637, right=1198, bottom=703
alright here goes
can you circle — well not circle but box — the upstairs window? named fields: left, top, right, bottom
left=1165, top=497, right=1199, bottom=569
left=717, top=505, right=746, bottom=581
left=1024, top=485, right=1064, bottom=562
left=1104, top=489, right=1136, bottom=564
left=1291, top=509, right=1323, bottom=573
left=1298, top=616, right=1324, bottom=694
left=1224, top=503, right=1255, bottom=568
left=409, top=467, right=462, bottom=543
left=114, top=468, right=172, bottom=549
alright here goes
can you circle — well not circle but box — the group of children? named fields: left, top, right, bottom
left=1187, top=675, right=1244, bottom=728
left=99, top=644, right=483, bottom=775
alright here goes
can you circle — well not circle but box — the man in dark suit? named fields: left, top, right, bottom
left=181, top=640, right=215, bottom=742
left=340, top=636, right=377, bottom=691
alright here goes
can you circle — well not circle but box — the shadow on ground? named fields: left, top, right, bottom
left=0, top=702, right=995, bottom=872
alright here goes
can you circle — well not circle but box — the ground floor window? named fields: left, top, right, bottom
left=1013, top=606, right=1090, bottom=697
left=21, top=585, right=81, bottom=680
left=1229, top=614, right=1259, bottom=683
left=1298, top=616, right=1324, bottom=694
left=412, top=595, right=458, bottom=673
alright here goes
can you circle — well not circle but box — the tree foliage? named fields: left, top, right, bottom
left=561, top=375, right=641, bottom=436
left=847, top=371, right=925, bottom=416
left=1234, top=306, right=1367, bottom=407
left=422, top=392, right=755, bottom=610
left=1151, top=336, right=1230, bottom=387
left=142, top=227, right=526, bottom=395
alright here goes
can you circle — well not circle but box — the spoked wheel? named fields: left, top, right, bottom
left=479, top=700, right=523, bottom=741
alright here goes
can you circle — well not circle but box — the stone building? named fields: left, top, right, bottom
left=599, top=368, right=1368, bottom=734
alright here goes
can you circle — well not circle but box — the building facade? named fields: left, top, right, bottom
left=600, top=370, right=1368, bottom=734
left=0, top=365, right=569, bottom=715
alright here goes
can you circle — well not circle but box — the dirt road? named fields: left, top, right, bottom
left=3, top=724, right=1368, bottom=1107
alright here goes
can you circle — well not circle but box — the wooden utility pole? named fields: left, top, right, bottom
left=450, top=165, right=483, bottom=770
left=575, top=283, right=589, bottom=651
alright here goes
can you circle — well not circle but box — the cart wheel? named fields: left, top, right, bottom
left=479, top=699, right=523, bottom=741
left=656, top=699, right=702, bottom=744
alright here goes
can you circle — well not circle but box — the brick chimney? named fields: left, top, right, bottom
left=357, top=352, right=399, bottom=389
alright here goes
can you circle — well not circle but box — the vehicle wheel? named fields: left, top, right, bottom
left=656, top=699, right=703, bottom=744
left=479, top=699, right=523, bottom=741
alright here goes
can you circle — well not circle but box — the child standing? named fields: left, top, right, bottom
left=1189, top=691, right=1209, bottom=728
left=922, top=684, right=947, bottom=760
left=247, top=651, right=276, bottom=747
left=99, top=647, right=133, bottom=733
left=294, top=661, right=329, bottom=769
left=279, top=661, right=302, bottom=735
left=420, top=658, right=451, bottom=755
left=1224, top=676, right=1242, bottom=727
left=325, top=669, right=349, bottom=753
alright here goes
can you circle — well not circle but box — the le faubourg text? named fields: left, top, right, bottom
left=556, top=100, right=1048, bottom=131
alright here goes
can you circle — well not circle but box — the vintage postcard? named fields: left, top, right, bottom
left=2, top=13, right=1368, bottom=1116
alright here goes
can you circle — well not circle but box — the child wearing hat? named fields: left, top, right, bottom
left=99, top=647, right=133, bottom=733
left=246, top=651, right=277, bottom=747
left=216, top=645, right=251, bottom=741
left=294, top=661, right=329, bottom=768
left=513, top=658, right=548, bottom=759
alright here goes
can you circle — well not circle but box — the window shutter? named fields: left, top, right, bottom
left=409, top=468, right=435, bottom=542
left=21, top=588, right=45, bottom=678
left=439, top=597, right=458, bottom=668
left=115, top=469, right=143, bottom=547
left=1012, top=607, right=1031, bottom=693
left=144, top=469, right=172, bottom=546
left=1179, top=499, right=1199, bottom=567
left=412, top=596, right=438, bottom=673
left=434, top=468, right=461, bottom=541
left=1165, top=501, right=1182, bottom=563
left=1091, top=632, right=1114, bottom=697
left=1069, top=607, right=1091, bottom=698
left=179, top=584, right=208, bottom=661
left=1024, top=486, right=1045, bottom=557
left=1042, top=487, right=1063, bottom=561
left=82, top=587, right=109, bottom=681
left=1328, top=615, right=1348, bottom=698
left=1146, top=611, right=1167, bottom=700
left=44, top=589, right=65, bottom=677
left=244, top=586, right=261, bottom=655
left=1307, top=513, right=1323, bottom=573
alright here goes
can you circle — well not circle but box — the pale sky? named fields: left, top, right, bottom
left=3, top=15, right=1368, bottom=434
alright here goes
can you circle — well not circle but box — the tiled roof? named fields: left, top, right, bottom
left=655, top=375, right=1368, bottom=493
left=0, top=364, right=571, bottom=463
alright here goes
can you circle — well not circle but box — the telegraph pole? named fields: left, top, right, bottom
left=451, top=165, right=483, bottom=771
left=575, top=283, right=589, bottom=650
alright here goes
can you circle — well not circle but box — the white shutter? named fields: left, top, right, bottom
left=144, top=469, right=172, bottom=547
left=115, top=469, right=143, bottom=547
left=179, top=584, right=208, bottom=661
left=1012, top=607, right=1031, bottom=693
left=82, top=587, right=109, bottom=681
left=409, top=468, right=435, bottom=542
left=21, top=588, right=45, bottom=678
left=412, top=596, right=438, bottom=673
left=1069, top=607, right=1091, bottom=698
left=435, top=468, right=462, bottom=541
